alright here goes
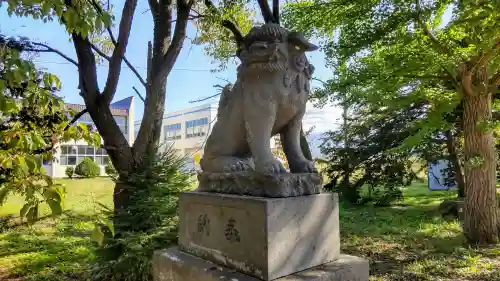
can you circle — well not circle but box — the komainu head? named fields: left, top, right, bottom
left=237, top=24, right=318, bottom=75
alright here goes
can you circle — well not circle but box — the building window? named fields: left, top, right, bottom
left=60, top=145, right=108, bottom=166
left=114, top=116, right=128, bottom=138
left=165, top=123, right=182, bottom=141
left=185, top=118, right=209, bottom=138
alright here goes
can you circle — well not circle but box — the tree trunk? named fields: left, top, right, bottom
left=300, top=129, right=313, bottom=161
left=462, top=92, right=500, bottom=244
left=444, top=130, right=465, bottom=198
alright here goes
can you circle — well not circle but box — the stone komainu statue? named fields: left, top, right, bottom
left=200, top=24, right=318, bottom=175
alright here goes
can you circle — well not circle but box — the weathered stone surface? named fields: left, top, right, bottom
left=196, top=171, right=323, bottom=197
left=153, top=247, right=369, bottom=281
left=199, top=23, right=320, bottom=176
left=178, top=192, right=340, bottom=280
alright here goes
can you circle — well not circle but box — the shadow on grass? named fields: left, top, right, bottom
left=340, top=202, right=500, bottom=281
left=0, top=212, right=97, bottom=281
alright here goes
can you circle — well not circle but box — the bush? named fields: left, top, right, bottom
left=75, top=157, right=100, bottom=178
left=105, top=162, right=118, bottom=179
left=89, top=147, right=193, bottom=281
left=65, top=166, right=74, bottom=179
left=370, top=186, right=404, bottom=207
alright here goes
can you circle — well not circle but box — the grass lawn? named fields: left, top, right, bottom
left=0, top=179, right=499, bottom=281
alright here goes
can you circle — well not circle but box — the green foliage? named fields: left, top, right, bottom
left=366, top=186, right=404, bottom=207
left=65, top=166, right=74, bottom=179
left=0, top=34, right=99, bottom=223
left=105, top=162, right=118, bottom=179
left=192, top=0, right=256, bottom=71
left=75, top=157, right=100, bottom=178
left=89, top=147, right=193, bottom=281
left=320, top=102, right=429, bottom=204
left=4, top=0, right=114, bottom=39
left=284, top=0, right=500, bottom=145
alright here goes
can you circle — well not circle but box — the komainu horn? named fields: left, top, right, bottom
left=197, top=24, right=323, bottom=197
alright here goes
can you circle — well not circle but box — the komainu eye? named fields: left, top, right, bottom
left=294, top=45, right=301, bottom=50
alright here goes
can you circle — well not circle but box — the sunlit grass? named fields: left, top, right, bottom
left=345, top=183, right=500, bottom=281
left=1, top=178, right=499, bottom=280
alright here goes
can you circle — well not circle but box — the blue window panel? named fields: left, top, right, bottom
left=166, top=123, right=181, bottom=131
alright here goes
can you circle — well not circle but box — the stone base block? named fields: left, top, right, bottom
left=178, top=192, right=340, bottom=280
left=196, top=172, right=323, bottom=197
left=153, top=247, right=369, bottom=281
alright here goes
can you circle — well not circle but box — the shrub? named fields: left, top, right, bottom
left=105, top=162, right=118, bottom=180
left=438, top=199, right=464, bottom=221
left=75, top=157, right=100, bottom=178
left=65, top=166, right=74, bottom=179
left=89, top=146, right=193, bottom=281
left=369, top=186, right=404, bottom=207
left=0, top=215, right=14, bottom=233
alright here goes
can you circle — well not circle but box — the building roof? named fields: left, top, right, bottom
left=64, top=96, right=133, bottom=116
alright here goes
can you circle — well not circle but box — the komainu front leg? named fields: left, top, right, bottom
left=281, top=113, right=317, bottom=173
left=243, top=103, right=286, bottom=174
left=200, top=156, right=254, bottom=173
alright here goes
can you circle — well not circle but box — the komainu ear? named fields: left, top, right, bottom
left=287, top=31, right=318, bottom=52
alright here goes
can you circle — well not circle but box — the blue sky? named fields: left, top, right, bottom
left=0, top=2, right=456, bottom=157
left=0, top=2, right=345, bottom=156
left=0, top=3, right=337, bottom=115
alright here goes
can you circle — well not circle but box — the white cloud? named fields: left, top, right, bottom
left=303, top=102, right=342, bottom=133
left=301, top=102, right=342, bottom=158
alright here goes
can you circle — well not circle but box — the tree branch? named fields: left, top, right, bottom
left=123, top=55, right=147, bottom=88
left=189, top=92, right=221, bottom=103
left=101, top=0, right=139, bottom=105
left=152, top=0, right=191, bottom=89
left=475, top=39, right=500, bottom=68
left=491, top=71, right=500, bottom=87
left=71, top=34, right=100, bottom=103
left=146, top=41, right=153, bottom=85
left=132, top=86, right=145, bottom=102
left=203, top=0, right=244, bottom=50
left=148, top=0, right=158, bottom=16
left=272, top=0, right=279, bottom=25
left=257, top=0, right=275, bottom=23
left=87, top=0, right=117, bottom=44
left=34, top=109, right=88, bottom=154
left=90, top=39, right=147, bottom=89
left=90, top=44, right=111, bottom=61
left=64, top=109, right=88, bottom=130
left=29, top=42, right=79, bottom=66
left=415, top=0, right=452, bottom=55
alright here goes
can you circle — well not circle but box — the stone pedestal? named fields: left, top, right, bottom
left=152, top=191, right=369, bottom=281
left=153, top=247, right=369, bottom=281
left=178, top=192, right=340, bottom=280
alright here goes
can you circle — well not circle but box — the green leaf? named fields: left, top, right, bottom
left=43, top=187, right=62, bottom=203
left=98, top=218, right=115, bottom=238
left=92, top=223, right=105, bottom=246
left=20, top=203, right=31, bottom=218
left=26, top=204, right=38, bottom=224
left=0, top=186, right=10, bottom=205
left=15, top=155, right=28, bottom=174
left=25, top=156, right=39, bottom=173
left=102, top=13, right=112, bottom=27
left=46, top=199, right=63, bottom=216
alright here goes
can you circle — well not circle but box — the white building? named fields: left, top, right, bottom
left=133, top=103, right=281, bottom=170
left=44, top=96, right=135, bottom=178
left=152, top=103, right=218, bottom=170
